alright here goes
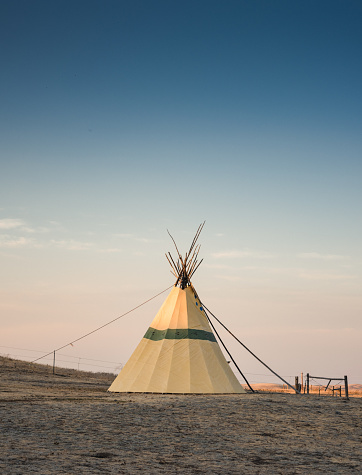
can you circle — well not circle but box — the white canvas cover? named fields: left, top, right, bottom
left=109, top=286, right=245, bottom=393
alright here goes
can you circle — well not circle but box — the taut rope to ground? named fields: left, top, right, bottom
left=32, top=285, right=173, bottom=364
left=203, top=307, right=254, bottom=392
left=201, top=302, right=300, bottom=394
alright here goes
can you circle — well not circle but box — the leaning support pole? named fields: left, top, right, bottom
left=202, top=303, right=300, bottom=394
left=53, top=350, right=56, bottom=375
left=204, top=308, right=254, bottom=393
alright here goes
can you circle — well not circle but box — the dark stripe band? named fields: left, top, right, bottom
left=143, top=327, right=217, bottom=342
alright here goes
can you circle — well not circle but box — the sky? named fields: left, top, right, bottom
left=1, top=0, right=361, bottom=385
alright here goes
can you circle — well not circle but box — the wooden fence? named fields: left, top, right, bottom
left=304, top=374, right=349, bottom=399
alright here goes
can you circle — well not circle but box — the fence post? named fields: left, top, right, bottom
left=53, top=350, right=56, bottom=375
left=344, top=375, right=349, bottom=400
left=306, top=373, right=310, bottom=394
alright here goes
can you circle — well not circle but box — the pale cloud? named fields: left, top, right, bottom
left=297, top=252, right=349, bottom=261
left=0, top=235, right=33, bottom=248
left=48, top=221, right=66, bottom=231
left=299, top=272, right=356, bottom=281
left=203, top=263, right=233, bottom=270
left=113, top=233, right=134, bottom=238
left=212, top=250, right=276, bottom=259
left=98, top=248, right=122, bottom=253
left=50, top=239, right=93, bottom=251
left=0, top=218, right=55, bottom=234
left=22, top=226, right=50, bottom=234
left=0, top=235, right=95, bottom=251
left=215, top=274, right=242, bottom=282
left=242, top=266, right=293, bottom=274
left=113, top=233, right=158, bottom=244
left=135, top=237, right=157, bottom=243
left=0, top=218, right=25, bottom=230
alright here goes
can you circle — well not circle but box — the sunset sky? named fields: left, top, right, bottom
left=1, top=1, right=361, bottom=384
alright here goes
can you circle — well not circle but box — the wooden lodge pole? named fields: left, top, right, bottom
left=53, top=350, right=56, bottom=375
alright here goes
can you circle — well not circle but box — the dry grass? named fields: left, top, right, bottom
left=246, top=383, right=362, bottom=398
left=1, top=356, right=361, bottom=474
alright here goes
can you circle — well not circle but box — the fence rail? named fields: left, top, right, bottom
left=0, top=347, right=123, bottom=374
left=306, top=373, right=349, bottom=399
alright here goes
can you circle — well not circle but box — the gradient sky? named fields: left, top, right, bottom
left=1, top=1, right=361, bottom=384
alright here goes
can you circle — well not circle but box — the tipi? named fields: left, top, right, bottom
left=109, top=224, right=246, bottom=394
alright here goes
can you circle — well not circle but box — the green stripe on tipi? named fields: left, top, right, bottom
left=143, top=327, right=217, bottom=342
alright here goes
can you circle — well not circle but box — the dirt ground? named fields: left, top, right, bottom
left=0, top=357, right=361, bottom=474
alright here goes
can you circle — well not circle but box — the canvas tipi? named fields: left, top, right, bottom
left=109, top=224, right=246, bottom=394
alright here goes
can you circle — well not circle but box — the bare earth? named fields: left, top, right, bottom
left=0, top=357, right=361, bottom=474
